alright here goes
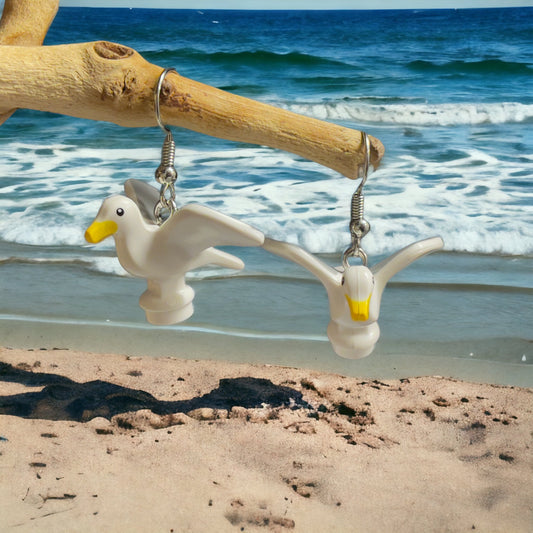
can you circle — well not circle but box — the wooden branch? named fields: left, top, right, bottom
left=0, top=1, right=384, bottom=177
left=0, top=0, right=58, bottom=45
left=0, top=0, right=59, bottom=125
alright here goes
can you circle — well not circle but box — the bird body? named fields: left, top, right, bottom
left=263, top=236, right=444, bottom=358
left=85, top=185, right=264, bottom=325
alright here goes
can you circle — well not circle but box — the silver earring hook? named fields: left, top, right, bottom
left=153, top=68, right=178, bottom=224
left=357, top=131, right=371, bottom=191
left=154, top=68, right=176, bottom=133
left=342, top=132, right=371, bottom=268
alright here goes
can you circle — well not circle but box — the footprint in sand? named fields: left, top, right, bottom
left=283, top=477, right=318, bottom=499
left=225, top=498, right=295, bottom=530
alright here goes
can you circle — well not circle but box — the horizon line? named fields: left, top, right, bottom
left=59, top=4, right=533, bottom=9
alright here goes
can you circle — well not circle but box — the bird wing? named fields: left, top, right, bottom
left=372, top=236, right=444, bottom=288
left=160, top=204, right=264, bottom=260
left=262, top=238, right=338, bottom=286
left=124, top=179, right=159, bottom=224
left=188, top=247, right=245, bottom=271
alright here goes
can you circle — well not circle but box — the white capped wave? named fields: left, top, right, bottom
left=286, top=101, right=533, bottom=126
left=1, top=141, right=531, bottom=258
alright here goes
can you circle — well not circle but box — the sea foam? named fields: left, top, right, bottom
left=0, top=140, right=531, bottom=258
left=286, top=101, right=533, bottom=126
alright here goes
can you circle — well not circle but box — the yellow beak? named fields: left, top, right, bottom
left=345, top=293, right=372, bottom=322
left=85, top=220, right=118, bottom=244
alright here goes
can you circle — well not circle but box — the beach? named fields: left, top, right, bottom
left=1, top=7, right=532, bottom=373
left=1, top=346, right=532, bottom=532
left=1, top=5, right=532, bottom=532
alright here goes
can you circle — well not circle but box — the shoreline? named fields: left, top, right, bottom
left=2, top=248, right=531, bottom=384
left=1, top=346, right=532, bottom=532
left=1, top=316, right=532, bottom=388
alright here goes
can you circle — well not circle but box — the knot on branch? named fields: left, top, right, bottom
left=94, top=41, right=134, bottom=60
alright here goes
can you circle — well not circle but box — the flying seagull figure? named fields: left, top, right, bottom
left=263, top=236, right=444, bottom=359
left=85, top=180, right=264, bottom=325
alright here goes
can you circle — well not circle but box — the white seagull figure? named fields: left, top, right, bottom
left=263, top=236, right=444, bottom=359
left=85, top=180, right=264, bottom=325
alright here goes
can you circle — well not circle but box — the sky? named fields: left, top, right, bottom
left=55, top=0, right=533, bottom=9
left=1, top=0, right=532, bottom=8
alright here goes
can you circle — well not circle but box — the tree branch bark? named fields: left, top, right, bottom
left=0, top=0, right=59, bottom=45
left=0, top=0, right=59, bottom=125
left=0, top=1, right=384, bottom=178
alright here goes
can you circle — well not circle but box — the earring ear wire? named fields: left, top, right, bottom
left=342, top=132, right=371, bottom=268
left=153, top=68, right=178, bottom=224
left=154, top=68, right=177, bottom=133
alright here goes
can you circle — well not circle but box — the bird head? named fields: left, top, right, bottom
left=85, top=195, right=139, bottom=244
left=341, top=265, right=374, bottom=322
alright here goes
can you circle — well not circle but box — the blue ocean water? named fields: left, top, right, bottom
left=0, top=7, right=532, bottom=375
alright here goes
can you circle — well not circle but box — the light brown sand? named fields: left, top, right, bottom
left=1, top=346, right=532, bottom=532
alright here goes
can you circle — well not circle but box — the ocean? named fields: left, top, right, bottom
left=0, top=7, right=532, bottom=384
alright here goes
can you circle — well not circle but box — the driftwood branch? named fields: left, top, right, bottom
left=0, top=1, right=384, bottom=178
left=0, top=0, right=59, bottom=125
left=0, top=0, right=58, bottom=45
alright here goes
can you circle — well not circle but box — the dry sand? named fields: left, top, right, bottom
left=1, top=346, right=532, bottom=532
